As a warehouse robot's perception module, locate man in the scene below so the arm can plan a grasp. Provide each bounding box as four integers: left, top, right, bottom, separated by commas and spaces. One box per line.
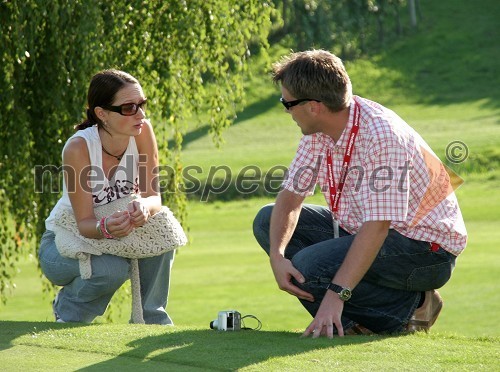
253, 50, 467, 338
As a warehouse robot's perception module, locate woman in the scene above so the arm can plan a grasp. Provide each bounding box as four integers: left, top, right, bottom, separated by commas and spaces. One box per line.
39, 70, 175, 324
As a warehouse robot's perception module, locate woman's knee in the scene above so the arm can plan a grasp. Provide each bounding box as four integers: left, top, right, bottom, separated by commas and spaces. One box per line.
38, 231, 81, 286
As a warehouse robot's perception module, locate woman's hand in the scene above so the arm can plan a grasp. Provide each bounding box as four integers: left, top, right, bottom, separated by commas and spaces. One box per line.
127, 199, 150, 227
104, 210, 135, 238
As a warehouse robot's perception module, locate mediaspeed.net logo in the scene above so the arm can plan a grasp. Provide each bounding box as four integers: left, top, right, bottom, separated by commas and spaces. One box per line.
410, 141, 467, 227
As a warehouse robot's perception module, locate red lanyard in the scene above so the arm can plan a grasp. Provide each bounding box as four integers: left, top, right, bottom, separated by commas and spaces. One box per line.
326, 102, 361, 215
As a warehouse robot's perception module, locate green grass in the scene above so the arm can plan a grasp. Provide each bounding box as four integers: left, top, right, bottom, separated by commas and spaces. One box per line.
1, 184, 499, 335
1, 183, 498, 369
1, 322, 498, 371
1, 0, 500, 369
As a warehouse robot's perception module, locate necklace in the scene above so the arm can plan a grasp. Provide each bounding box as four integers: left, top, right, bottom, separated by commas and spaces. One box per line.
102, 145, 126, 161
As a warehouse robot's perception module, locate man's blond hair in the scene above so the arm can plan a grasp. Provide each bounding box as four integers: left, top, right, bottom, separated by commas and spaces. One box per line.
272, 49, 352, 112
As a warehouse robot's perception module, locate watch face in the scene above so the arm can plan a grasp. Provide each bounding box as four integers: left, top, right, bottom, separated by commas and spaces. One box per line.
327, 283, 351, 301
339, 288, 352, 301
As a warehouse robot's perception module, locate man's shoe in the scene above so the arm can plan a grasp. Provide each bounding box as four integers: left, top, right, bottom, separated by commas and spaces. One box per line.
345, 323, 374, 335
406, 290, 443, 333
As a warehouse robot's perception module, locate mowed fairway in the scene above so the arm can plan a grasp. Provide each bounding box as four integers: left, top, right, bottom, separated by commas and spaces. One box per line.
1, 0, 499, 370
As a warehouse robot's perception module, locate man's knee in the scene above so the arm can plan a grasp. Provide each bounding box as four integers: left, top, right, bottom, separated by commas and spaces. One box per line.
291, 248, 332, 282
291, 251, 311, 280
253, 203, 274, 233
253, 203, 274, 255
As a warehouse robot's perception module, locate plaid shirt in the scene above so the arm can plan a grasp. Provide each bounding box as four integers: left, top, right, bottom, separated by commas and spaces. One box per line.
282, 96, 467, 255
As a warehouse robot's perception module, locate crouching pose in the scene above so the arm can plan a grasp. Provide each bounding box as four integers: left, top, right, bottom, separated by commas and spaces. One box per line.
253, 50, 467, 337
39, 70, 175, 324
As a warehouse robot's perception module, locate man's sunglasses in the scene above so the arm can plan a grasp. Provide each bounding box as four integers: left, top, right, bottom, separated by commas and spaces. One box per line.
103, 100, 147, 116
280, 97, 321, 110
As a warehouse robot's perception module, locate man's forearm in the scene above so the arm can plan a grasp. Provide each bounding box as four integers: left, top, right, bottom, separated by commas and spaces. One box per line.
332, 220, 390, 289
269, 190, 305, 260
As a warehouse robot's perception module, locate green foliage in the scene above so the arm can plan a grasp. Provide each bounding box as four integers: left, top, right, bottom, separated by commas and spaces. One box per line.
0, 0, 273, 303
271, 0, 409, 58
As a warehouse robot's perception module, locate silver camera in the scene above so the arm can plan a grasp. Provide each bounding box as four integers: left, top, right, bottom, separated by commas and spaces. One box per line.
210, 310, 241, 331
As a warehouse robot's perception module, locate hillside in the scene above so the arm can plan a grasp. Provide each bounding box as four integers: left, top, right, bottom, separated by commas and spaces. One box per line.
179, 0, 499, 189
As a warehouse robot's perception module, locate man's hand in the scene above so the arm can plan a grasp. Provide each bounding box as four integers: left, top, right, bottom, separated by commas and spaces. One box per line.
270, 255, 314, 302
302, 290, 345, 338
301, 221, 391, 339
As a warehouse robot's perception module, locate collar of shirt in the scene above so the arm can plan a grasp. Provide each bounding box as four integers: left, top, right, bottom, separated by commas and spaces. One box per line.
314, 96, 360, 153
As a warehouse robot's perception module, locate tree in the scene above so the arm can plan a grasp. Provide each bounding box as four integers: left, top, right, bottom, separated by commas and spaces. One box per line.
270, 0, 408, 58
0, 0, 273, 305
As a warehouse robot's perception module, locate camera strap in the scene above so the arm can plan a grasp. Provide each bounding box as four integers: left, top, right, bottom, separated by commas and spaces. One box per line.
241, 314, 262, 331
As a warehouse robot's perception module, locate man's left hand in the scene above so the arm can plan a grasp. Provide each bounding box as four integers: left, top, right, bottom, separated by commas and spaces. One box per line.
302, 290, 345, 338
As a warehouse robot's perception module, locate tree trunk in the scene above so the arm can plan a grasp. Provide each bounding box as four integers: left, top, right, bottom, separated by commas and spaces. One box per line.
409, 0, 417, 28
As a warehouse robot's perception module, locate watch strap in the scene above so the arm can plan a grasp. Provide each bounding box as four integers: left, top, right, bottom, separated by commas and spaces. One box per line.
326, 283, 343, 294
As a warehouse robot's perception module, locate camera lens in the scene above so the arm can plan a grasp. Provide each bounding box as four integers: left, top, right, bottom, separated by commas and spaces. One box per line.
209, 320, 218, 330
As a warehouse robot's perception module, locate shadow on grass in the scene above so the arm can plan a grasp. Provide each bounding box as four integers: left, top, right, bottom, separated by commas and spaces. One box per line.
0, 321, 386, 370
0, 320, 86, 351
168, 92, 279, 150
80, 329, 384, 371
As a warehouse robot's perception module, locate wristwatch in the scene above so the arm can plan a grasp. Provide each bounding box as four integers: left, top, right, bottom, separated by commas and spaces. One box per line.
326, 283, 352, 301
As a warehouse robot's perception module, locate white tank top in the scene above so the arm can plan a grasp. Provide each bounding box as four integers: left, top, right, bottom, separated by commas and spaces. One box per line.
45, 125, 139, 230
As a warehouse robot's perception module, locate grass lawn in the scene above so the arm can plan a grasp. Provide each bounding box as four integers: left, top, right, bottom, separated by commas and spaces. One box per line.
1, 0, 499, 369
1, 150, 498, 371
1, 322, 498, 371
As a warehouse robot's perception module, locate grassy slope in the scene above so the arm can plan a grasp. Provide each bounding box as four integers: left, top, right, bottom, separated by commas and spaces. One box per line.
179, 0, 500, 176
1, 0, 500, 370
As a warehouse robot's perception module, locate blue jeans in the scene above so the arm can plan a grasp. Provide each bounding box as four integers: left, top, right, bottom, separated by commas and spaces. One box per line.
39, 230, 175, 324
253, 203, 456, 334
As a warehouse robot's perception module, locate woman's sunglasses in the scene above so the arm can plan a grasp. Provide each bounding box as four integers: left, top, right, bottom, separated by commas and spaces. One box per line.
103, 99, 147, 116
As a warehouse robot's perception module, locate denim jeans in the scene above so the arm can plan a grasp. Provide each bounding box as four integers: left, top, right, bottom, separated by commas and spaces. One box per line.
253, 203, 456, 334
39, 230, 175, 324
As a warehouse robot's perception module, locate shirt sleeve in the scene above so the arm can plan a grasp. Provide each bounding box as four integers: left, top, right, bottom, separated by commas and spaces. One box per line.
281, 136, 322, 196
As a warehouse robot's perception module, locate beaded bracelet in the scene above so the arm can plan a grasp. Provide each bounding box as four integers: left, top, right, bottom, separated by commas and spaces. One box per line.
100, 216, 114, 239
